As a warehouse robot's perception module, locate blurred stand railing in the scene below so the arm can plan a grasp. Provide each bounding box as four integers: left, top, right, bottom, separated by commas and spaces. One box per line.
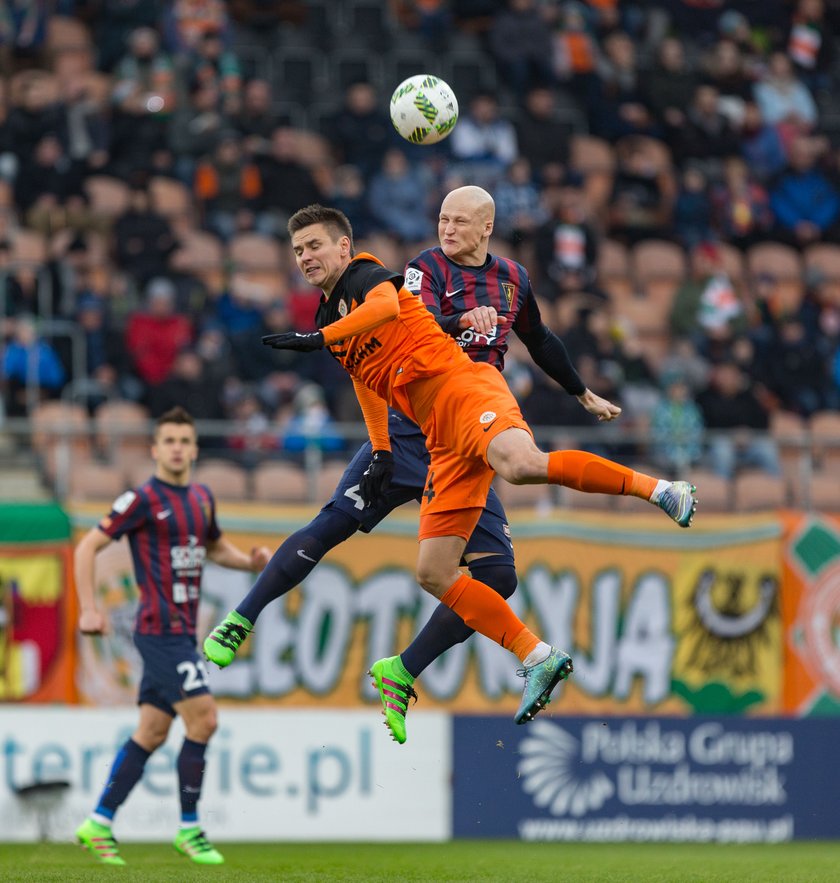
0, 416, 830, 513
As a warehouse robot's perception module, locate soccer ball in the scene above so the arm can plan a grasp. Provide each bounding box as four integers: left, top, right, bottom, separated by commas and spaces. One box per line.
389, 74, 459, 145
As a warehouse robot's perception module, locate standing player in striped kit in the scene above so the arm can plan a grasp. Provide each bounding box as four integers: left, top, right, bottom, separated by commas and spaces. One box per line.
205, 190, 696, 744
74, 407, 271, 866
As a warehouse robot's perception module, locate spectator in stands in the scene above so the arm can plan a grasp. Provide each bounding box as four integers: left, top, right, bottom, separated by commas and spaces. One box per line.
659, 337, 710, 395
76, 293, 122, 377
704, 38, 754, 127
391, 0, 452, 51
194, 131, 262, 241
329, 163, 380, 239
586, 30, 657, 141
234, 79, 285, 147
493, 157, 546, 245
769, 135, 840, 247
146, 347, 224, 419
224, 385, 278, 464
110, 27, 174, 177
185, 25, 242, 117
671, 242, 745, 346
114, 180, 176, 286
786, 0, 834, 95
668, 84, 740, 172
673, 164, 714, 250
488, 0, 554, 98
762, 315, 832, 416
368, 148, 434, 244
323, 82, 394, 182
754, 50, 818, 132
711, 155, 773, 250
169, 80, 227, 183
649, 371, 705, 474
56, 76, 110, 175
91, 0, 163, 73
640, 35, 699, 133
607, 135, 674, 246
1, 314, 66, 416
513, 86, 571, 182
13, 132, 86, 234
162, 0, 232, 54
450, 92, 518, 189
551, 1, 598, 91
280, 382, 345, 460
124, 276, 193, 390
5, 71, 63, 163
256, 127, 322, 235
534, 173, 599, 301
0, 0, 49, 74
696, 360, 781, 479
0, 238, 26, 321
738, 101, 787, 183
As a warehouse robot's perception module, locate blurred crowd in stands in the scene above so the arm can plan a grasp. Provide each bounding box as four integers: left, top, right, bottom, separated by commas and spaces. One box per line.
1, 0, 840, 488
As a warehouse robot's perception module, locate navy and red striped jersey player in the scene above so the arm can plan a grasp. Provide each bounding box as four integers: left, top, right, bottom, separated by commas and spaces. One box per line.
73, 407, 270, 867
204, 188, 619, 743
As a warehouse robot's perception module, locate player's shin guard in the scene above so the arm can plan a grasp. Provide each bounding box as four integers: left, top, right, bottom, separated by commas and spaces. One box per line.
547, 450, 657, 499
439, 573, 538, 662
236, 507, 359, 623
401, 558, 517, 678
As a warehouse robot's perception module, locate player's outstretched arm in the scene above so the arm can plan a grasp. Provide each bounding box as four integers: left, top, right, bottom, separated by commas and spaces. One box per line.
74, 527, 113, 634
207, 537, 272, 572
576, 388, 622, 422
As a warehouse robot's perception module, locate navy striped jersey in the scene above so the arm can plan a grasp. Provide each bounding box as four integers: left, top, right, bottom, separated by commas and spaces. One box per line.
99, 476, 221, 636
404, 246, 544, 370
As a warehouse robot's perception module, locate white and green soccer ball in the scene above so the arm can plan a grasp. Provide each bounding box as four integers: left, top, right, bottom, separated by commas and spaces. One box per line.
389, 74, 459, 145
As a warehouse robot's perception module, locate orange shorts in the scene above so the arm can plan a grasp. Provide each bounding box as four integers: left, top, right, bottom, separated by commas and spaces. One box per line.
395, 361, 532, 541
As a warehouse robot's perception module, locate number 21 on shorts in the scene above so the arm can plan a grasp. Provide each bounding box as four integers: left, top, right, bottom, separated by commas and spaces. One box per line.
177, 659, 209, 693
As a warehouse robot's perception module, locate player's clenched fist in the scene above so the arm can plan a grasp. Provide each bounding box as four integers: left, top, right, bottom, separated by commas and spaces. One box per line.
79, 608, 107, 635
359, 450, 394, 506
262, 331, 325, 351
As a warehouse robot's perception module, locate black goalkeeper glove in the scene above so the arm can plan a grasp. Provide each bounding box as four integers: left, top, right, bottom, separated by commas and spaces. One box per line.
262, 331, 325, 352
359, 450, 394, 507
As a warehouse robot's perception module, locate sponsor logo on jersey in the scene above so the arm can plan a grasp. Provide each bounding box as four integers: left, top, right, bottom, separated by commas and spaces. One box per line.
345, 337, 383, 370
445, 288, 462, 298
404, 267, 424, 292
171, 535, 206, 575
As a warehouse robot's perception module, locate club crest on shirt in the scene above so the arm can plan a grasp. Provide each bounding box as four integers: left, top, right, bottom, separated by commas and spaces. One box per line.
479, 411, 497, 424
502, 282, 515, 308
338, 299, 348, 317
404, 267, 423, 293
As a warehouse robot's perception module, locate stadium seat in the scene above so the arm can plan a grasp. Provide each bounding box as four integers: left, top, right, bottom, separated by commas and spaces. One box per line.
332, 51, 382, 91
30, 401, 92, 482
688, 469, 731, 513
810, 410, 840, 473
746, 241, 804, 314
493, 479, 554, 512
11, 229, 47, 268
84, 176, 131, 223
804, 242, 840, 281
228, 232, 283, 271
68, 462, 127, 501
389, 50, 438, 92
169, 230, 225, 294
344, 1, 393, 45
807, 469, 840, 512
316, 460, 353, 503
46, 16, 91, 52
252, 461, 310, 503
274, 49, 322, 104
733, 470, 787, 512
93, 400, 150, 462
569, 135, 616, 176
149, 177, 192, 227
631, 239, 686, 299
193, 460, 250, 501
717, 242, 745, 288
449, 55, 497, 100
769, 411, 809, 506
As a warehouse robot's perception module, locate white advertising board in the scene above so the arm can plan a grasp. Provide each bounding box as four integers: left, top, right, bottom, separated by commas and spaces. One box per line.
0, 707, 451, 841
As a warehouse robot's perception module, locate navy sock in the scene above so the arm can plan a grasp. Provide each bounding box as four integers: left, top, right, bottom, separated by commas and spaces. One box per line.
178, 738, 208, 824
94, 738, 151, 820
401, 559, 518, 678
237, 508, 359, 623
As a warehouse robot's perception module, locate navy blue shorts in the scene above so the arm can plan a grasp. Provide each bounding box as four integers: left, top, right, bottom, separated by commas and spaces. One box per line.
325, 410, 514, 564
134, 633, 210, 717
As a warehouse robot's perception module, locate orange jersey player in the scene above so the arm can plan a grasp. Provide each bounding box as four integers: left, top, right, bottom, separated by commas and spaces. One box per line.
264, 203, 697, 729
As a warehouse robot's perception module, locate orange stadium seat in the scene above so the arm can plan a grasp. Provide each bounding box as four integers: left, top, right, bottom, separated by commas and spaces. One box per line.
93, 400, 150, 462
804, 243, 840, 281
596, 239, 632, 300
689, 469, 731, 513
252, 461, 310, 503
746, 241, 804, 314
228, 233, 283, 271
807, 469, 840, 512
68, 462, 128, 501
193, 459, 250, 500
170, 230, 225, 294
810, 410, 840, 473
770, 410, 809, 506
30, 401, 92, 481
734, 470, 787, 512
85, 176, 131, 223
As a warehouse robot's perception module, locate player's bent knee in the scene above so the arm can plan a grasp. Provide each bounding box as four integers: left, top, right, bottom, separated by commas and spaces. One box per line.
469, 559, 517, 600
188, 709, 218, 742
414, 564, 449, 599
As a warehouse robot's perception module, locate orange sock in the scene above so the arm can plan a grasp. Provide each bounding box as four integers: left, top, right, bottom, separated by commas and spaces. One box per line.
440, 573, 539, 662
547, 450, 657, 500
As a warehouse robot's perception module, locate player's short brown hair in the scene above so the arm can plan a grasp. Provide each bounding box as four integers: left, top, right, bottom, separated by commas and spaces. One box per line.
287, 204, 354, 251
155, 406, 195, 431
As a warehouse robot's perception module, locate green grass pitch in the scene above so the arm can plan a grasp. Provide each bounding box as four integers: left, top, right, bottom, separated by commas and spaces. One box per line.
2, 842, 840, 882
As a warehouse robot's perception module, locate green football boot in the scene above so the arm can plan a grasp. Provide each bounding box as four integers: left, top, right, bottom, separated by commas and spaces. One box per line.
75, 818, 126, 866
173, 826, 224, 865
514, 647, 574, 725
656, 481, 697, 528
368, 655, 418, 745
203, 610, 253, 667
